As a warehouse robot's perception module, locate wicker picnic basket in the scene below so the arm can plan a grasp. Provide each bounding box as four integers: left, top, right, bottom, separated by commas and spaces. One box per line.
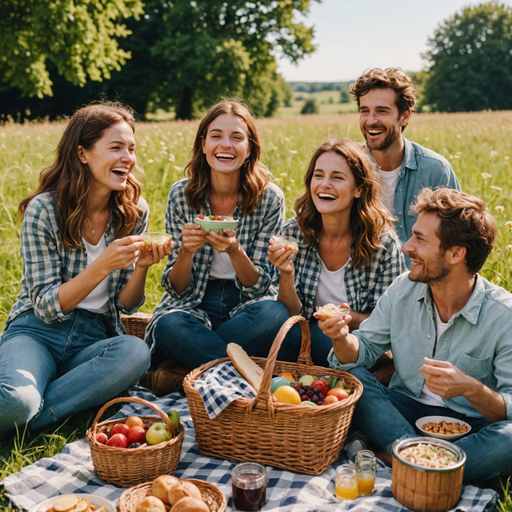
121, 312, 152, 339
85, 397, 185, 487
183, 315, 363, 475
118, 479, 227, 512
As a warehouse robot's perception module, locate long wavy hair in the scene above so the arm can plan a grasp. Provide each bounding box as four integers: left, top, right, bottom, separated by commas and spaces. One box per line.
295, 139, 394, 267
184, 99, 271, 215
19, 102, 143, 249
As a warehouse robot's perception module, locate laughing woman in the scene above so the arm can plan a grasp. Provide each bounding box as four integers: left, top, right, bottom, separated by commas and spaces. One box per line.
269, 139, 405, 367
0, 103, 169, 431
146, 99, 289, 395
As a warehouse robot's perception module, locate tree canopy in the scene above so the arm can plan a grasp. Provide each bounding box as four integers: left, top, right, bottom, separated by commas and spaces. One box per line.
0, 0, 144, 98
0, 0, 317, 120
422, 1, 512, 112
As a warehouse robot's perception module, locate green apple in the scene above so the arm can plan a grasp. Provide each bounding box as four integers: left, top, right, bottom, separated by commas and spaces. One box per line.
298, 375, 316, 386
145, 422, 171, 445
166, 409, 180, 431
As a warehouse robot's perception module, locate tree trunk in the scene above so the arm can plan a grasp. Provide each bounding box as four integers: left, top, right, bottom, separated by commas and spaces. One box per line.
175, 87, 193, 120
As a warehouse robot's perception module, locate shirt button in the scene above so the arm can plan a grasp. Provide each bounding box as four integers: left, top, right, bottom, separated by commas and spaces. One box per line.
427, 335, 431, 339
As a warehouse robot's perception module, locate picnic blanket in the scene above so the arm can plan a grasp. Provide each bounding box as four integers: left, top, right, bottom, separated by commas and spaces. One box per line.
2, 386, 498, 512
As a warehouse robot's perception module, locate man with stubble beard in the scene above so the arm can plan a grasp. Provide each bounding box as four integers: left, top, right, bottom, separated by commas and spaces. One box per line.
350, 68, 460, 262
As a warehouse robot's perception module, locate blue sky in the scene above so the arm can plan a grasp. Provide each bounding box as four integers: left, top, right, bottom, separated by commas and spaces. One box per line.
277, 0, 512, 82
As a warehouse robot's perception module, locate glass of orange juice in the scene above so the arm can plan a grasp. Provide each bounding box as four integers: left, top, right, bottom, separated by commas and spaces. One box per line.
356, 450, 376, 496
335, 464, 358, 501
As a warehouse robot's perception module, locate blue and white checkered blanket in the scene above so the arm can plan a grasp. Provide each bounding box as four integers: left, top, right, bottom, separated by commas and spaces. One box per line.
191, 361, 257, 418
2, 386, 498, 512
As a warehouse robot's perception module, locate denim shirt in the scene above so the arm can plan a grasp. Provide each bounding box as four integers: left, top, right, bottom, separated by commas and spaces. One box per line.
329, 273, 512, 420
5, 192, 149, 336
370, 137, 461, 262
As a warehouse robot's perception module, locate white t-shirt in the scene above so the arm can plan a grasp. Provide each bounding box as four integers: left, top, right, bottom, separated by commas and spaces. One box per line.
314, 256, 349, 309
414, 304, 450, 408
377, 165, 401, 215
209, 250, 236, 280
77, 235, 110, 314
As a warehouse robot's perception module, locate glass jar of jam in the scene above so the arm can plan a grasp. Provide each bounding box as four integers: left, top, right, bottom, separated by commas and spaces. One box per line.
232, 462, 267, 511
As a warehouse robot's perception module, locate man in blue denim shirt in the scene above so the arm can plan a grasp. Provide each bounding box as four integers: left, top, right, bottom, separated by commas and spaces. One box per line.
350, 68, 461, 255
326, 188, 512, 482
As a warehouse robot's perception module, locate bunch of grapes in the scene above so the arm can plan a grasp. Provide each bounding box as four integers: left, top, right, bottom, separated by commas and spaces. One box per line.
292, 382, 325, 406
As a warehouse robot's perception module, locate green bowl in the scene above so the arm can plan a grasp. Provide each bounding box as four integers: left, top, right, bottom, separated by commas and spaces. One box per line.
194, 216, 239, 234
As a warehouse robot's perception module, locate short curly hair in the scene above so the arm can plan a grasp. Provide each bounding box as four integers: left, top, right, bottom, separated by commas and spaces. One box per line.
410, 188, 497, 274
350, 68, 417, 117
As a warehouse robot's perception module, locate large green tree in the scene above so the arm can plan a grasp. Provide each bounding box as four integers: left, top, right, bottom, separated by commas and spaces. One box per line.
0, 0, 144, 98
422, 1, 512, 112
146, 0, 318, 119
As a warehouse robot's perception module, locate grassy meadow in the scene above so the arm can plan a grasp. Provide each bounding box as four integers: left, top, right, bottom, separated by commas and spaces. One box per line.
1, 111, 512, 509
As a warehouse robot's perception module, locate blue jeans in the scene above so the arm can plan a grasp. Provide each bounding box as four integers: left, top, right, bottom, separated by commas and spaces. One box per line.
278, 319, 332, 366
349, 367, 512, 481
0, 309, 150, 431
154, 279, 290, 368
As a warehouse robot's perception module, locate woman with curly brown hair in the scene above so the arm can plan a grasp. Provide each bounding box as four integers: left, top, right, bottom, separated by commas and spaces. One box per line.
146, 99, 288, 395
0, 102, 169, 431
269, 139, 406, 367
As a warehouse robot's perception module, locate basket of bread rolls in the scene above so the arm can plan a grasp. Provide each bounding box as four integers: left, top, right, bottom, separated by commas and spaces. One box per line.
118, 475, 227, 512
182, 315, 363, 475
85, 397, 185, 487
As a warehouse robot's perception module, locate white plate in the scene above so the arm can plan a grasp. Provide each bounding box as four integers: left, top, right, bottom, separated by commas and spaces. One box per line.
416, 415, 472, 441
29, 494, 116, 512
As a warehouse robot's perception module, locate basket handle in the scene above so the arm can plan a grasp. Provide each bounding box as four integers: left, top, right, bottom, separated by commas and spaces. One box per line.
248, 315, 312, 415
89, 396, 176, 438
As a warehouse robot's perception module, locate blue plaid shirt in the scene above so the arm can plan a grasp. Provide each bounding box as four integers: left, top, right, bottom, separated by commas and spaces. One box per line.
279, 217, 406, 321
5, 192, 149, 335
145, 179, 285, 351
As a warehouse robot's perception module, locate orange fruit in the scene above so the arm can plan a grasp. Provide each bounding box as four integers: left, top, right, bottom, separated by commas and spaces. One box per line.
327, 388, 349, 401
281, 372, 295, 382
324, 395, 339, 405
125, 416, 144, 429
273, 385, 301, 405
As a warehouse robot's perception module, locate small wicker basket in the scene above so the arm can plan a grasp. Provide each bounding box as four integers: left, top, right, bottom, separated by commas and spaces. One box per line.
183, 315, 363, 475
121, 312, 152, 339
86, 397, 184, 487
118, 479, 227, 512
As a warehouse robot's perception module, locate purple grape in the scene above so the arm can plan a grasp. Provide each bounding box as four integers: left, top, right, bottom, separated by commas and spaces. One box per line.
298, 389, 305, 396
128, 442, 141, 449
306, 390, 314, 397
311, 395, 319, 403
318, 393, 325, 400
301, 394, 309, 401
318, 400, 325, 406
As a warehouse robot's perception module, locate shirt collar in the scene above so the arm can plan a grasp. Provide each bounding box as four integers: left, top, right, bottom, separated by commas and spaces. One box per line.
417, 274, 485, 325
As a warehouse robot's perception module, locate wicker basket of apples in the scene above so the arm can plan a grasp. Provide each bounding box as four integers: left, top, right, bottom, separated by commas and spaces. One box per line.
86, 397, 185, 487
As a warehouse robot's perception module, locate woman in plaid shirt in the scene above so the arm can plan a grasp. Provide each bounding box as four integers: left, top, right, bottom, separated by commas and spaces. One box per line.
0, 103, 169, 431
146, 100, 288, 394
269, 139, 406, 367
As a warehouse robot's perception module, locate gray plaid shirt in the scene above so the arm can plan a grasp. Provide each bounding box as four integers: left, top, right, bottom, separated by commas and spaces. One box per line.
5, 192, 149, 335
145, 179, 285, 351
279, 217, 406, 320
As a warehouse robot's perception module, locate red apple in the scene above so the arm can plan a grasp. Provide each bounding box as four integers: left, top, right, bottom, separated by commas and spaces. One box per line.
96, 432, 108, 444
111, 423, 130, 437
128, 426, 147, 445
106, 433, 128, 448
145, 422, 171, 445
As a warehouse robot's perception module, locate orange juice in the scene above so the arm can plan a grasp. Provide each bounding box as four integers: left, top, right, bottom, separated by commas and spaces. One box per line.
357, 476, 375, 496
335, 482, 358, 500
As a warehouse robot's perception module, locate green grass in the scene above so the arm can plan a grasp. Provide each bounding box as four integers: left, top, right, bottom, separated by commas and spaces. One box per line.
278, 90, 358, 116
1, 111, 512, 510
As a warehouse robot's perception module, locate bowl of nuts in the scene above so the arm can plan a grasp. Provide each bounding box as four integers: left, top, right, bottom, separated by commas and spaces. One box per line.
416, 415, 472, 441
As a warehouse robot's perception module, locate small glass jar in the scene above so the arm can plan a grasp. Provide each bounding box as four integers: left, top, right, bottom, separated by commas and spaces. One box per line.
232, 462, 267, 511
355, 450, 377, 496
335, 463, 358, 501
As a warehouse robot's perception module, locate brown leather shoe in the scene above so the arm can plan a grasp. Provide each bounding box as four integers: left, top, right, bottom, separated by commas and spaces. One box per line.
152, 359, 192, 396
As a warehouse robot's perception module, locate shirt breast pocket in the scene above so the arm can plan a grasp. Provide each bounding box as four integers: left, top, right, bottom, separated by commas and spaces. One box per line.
456, 352, 492, 382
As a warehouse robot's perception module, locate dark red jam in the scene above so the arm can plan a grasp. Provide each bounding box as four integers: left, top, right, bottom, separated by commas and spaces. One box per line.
232, 478, 266, 511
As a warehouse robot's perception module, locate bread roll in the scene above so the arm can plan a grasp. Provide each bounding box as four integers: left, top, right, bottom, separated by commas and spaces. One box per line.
152, 475, 180, 504
134, 497, 166, 512
168, 481, 202, 506
227, 343, 264, 391
171, 497, 209, 512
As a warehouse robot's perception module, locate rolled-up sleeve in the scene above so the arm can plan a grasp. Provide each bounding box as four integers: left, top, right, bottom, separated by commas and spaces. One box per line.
21, 199, 70, 323
235, 187, 285, 298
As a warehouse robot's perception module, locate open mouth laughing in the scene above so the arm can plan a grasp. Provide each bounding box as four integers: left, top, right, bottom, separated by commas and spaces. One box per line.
111, 168, 129, 179
318, 193, 337, 202
215, 153, 236, 162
